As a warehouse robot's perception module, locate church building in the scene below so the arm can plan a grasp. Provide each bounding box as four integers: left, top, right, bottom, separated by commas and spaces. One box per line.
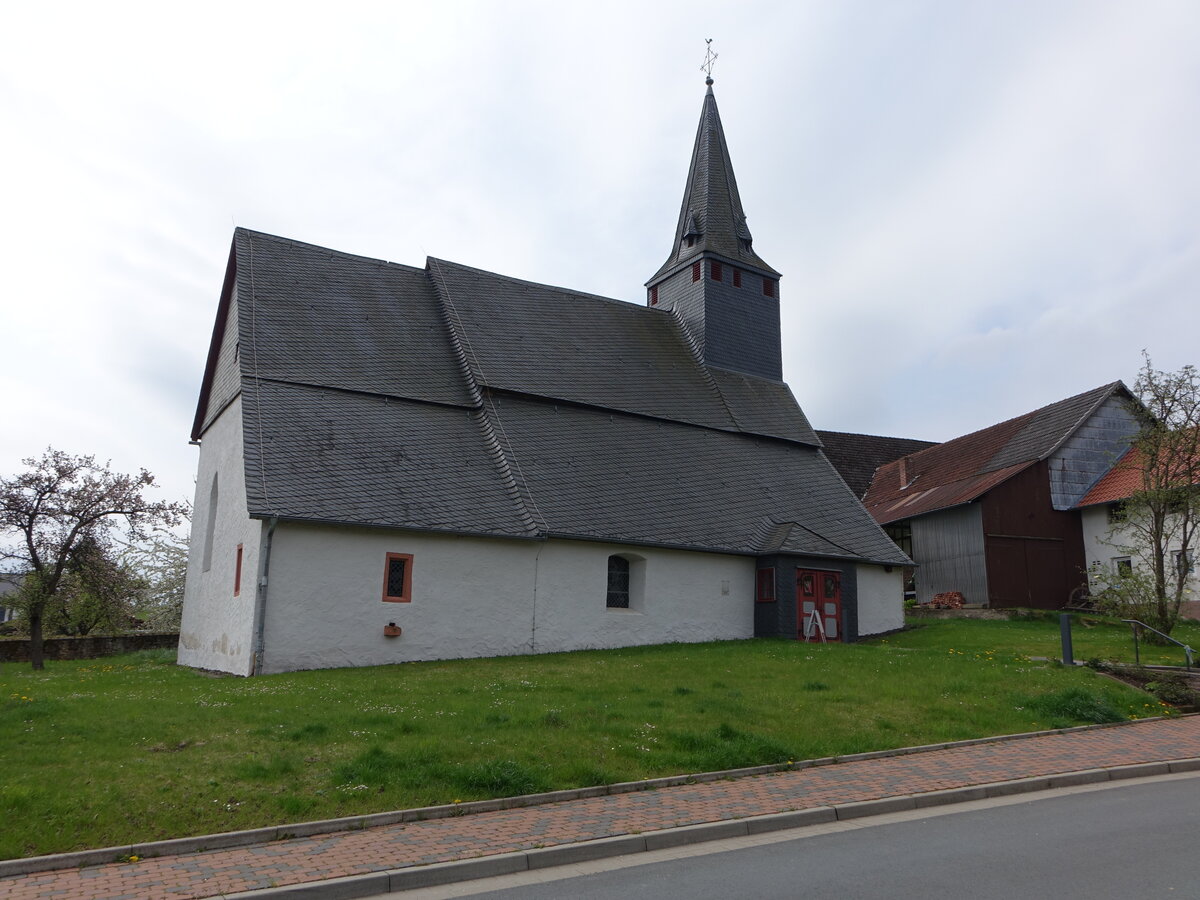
178, 77, 910, 675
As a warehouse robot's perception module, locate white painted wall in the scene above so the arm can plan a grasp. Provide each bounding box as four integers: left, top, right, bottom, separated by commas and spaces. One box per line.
255, 523, 757, 673
1081, 505, 1117, 574
855, 564, 905, 636
1082, 503, 1198, 592
178, 396, 261, 675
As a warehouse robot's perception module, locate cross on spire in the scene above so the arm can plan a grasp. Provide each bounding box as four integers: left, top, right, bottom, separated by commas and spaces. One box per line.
701, 39, 718, 85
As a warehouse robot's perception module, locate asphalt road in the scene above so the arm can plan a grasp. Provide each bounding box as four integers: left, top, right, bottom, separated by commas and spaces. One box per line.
432, 777, 1200, 899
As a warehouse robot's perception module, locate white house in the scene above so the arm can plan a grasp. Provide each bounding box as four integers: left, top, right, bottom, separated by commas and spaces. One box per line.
178, 78, 910, 675
1077, 445, 1197, 597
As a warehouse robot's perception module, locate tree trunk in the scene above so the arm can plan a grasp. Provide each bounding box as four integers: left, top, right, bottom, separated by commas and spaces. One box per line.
29, 608, 45, 671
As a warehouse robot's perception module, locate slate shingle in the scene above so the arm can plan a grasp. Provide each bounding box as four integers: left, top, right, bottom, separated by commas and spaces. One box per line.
234, 231, 474, 408
485, 393, 907, 563
242, 380, 532, 536
198, 228, 905, 564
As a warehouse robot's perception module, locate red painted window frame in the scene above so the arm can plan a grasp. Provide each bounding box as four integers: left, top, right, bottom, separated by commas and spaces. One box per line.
692, 261, 701, 282
732, 269, 742, 288
756, 568, 776, 603
710, 261, 723, 282
382, 553, 414, 603
234, 544, 243, 597
649, 285, 658, 306
763, 278, 776, 298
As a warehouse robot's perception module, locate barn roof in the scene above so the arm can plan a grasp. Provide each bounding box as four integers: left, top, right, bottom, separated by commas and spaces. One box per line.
816, 431, 938, 499
863, 382, 1128, 525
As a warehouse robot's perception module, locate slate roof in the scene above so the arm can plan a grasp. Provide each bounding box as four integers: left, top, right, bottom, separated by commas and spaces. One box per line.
863, 382, 1126, 525
649, 84, 779, 284
196, 228, 907, 565
816, 431, 937, 499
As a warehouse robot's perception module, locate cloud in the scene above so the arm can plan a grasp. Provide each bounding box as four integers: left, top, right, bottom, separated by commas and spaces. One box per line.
0, 0, 1197, 513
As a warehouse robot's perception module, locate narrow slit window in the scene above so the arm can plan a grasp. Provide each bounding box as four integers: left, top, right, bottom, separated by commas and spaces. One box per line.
234, 544, 243, 597
649, 285, 658, 306
732, 269, 741, 288
383, 553, 414, 602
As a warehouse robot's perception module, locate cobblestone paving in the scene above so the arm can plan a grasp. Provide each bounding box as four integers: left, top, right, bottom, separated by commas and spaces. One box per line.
4, 717, 1200, 900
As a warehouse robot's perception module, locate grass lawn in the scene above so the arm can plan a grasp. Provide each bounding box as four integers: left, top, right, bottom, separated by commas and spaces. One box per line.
0, 616, 1179, 860
899, 612, 1200, 666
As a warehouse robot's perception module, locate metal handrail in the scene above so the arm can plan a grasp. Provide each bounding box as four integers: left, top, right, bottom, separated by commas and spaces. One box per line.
1122, 619, 1195, 669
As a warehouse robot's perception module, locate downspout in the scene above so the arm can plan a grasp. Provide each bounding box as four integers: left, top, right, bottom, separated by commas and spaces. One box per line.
251, 517, 278, 676
530, 542, 544, 654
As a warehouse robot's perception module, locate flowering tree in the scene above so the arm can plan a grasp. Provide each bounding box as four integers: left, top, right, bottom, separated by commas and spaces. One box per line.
122, 525, 190, 631
0, 450, 186, 669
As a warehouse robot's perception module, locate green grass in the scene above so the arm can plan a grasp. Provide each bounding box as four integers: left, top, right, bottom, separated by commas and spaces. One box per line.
0, 627, 1171, 860
897, 612, 1200, 666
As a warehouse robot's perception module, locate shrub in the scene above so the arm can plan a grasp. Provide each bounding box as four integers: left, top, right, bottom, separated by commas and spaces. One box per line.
1026, 688, 1124, 725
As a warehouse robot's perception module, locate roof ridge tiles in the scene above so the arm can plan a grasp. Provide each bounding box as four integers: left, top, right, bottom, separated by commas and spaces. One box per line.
249, 376, 477, 411
484, 384, 812, 445
233, 226, 427, 274
910, 381, 1125, 463
665, 308, 746, 432
816, 428, 936, 443
426, 256, 643, 309
427, 258, 545, 537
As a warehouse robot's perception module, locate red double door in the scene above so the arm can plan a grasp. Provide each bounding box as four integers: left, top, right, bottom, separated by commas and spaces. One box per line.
797, 569, 842, 642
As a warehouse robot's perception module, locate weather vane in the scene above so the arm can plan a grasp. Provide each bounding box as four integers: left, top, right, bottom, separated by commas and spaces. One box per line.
701, 38, 718, 84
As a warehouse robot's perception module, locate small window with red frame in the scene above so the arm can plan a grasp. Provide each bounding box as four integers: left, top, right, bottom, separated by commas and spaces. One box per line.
710, 261, 723, 282
383, 553, 414, 602
692, 261, 701, 282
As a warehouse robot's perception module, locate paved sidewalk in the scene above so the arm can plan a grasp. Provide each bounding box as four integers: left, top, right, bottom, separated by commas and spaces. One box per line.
4, 716, 1200, 900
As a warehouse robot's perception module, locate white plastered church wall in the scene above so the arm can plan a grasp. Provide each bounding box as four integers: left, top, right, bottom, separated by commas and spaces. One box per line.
854, 564, 905, 636
255, 523, 756, 674
177, 395, 261, 675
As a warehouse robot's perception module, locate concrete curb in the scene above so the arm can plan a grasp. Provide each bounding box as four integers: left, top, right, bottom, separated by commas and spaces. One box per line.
0, 714, 1187, 881
220, 757, 1200, 900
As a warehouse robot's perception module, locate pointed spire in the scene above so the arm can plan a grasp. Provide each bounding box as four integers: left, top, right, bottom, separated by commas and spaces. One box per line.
649, 81, 779, 284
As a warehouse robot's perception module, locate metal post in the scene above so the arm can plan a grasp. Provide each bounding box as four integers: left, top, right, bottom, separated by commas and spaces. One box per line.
1059, 613, 1074, 666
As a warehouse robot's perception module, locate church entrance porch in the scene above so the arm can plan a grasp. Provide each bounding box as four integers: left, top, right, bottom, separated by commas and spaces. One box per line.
797, 568, 842, 642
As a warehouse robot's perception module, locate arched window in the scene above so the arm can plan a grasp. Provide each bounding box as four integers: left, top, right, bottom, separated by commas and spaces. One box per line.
606, 555, 630, 608
202, 473, 218, 572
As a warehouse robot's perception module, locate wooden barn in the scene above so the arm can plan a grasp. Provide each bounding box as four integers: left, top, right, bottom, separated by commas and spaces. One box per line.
859, 383, 1137, 609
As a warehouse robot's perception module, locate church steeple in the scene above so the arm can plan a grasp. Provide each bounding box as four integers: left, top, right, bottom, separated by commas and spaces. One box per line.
649, 81, 779, 283
646, 73, 783, 382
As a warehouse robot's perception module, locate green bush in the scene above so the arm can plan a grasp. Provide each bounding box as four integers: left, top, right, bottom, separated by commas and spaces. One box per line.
1026, 687, 1124, 725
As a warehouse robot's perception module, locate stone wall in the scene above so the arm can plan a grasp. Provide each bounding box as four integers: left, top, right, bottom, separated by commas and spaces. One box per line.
0, 632, 179, 662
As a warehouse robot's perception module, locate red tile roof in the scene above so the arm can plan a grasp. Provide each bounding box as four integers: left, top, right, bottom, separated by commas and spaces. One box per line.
1076, 446, 1143, 507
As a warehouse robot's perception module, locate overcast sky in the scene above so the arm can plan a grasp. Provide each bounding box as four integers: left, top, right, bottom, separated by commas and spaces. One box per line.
2, 0, 1197, 516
